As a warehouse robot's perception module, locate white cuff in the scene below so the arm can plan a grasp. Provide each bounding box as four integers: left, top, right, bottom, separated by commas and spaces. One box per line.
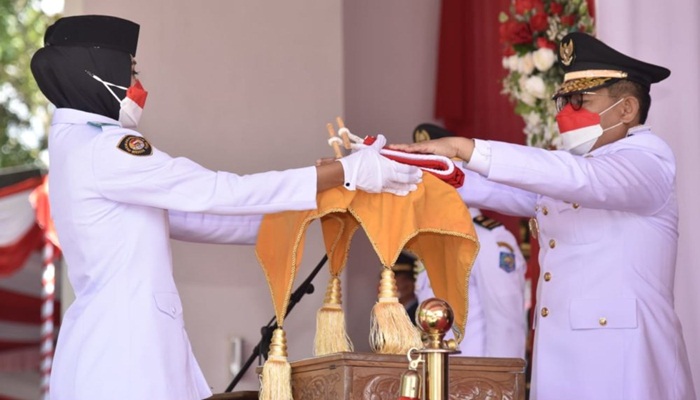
462, 139, 492, 176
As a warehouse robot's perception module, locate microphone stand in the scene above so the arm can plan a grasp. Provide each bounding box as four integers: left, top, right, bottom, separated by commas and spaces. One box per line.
224, 254, 328, 393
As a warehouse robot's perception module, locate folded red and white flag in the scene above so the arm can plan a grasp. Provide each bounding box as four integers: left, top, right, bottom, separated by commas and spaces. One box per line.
362, 136, 464, 188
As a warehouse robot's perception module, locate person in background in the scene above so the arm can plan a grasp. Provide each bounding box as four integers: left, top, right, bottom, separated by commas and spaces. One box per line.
30, 15, 421, 400
392, 251, 420, 324
412, 123, 527, 359
393, 33, 695, 399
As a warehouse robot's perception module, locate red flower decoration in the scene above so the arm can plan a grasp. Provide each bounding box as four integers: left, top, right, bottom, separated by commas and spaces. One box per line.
561, 14, 576, 26
536, 37, 556, 50
515, 0, 545, 15
500, 20, 533, 45
549, 2, 563, 15
499, 0, 595, 149
529, 12, 548, 32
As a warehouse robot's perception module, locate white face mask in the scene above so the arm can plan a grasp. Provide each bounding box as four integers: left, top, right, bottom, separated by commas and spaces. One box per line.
86, 71, 148, 129
556, 98, 625, 155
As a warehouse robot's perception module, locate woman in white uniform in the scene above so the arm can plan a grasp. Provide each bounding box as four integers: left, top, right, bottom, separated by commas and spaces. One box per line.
30, 15, 421, 400
394, 33, 695, 400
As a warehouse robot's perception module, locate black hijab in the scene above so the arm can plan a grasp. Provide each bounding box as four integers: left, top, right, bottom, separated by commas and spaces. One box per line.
30, 15, 139, 120
31, 46, 131, 120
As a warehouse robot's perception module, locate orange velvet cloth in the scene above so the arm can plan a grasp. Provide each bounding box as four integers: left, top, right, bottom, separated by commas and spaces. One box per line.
255, 173, 479, 341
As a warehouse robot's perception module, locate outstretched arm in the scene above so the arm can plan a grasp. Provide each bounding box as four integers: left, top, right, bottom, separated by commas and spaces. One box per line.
389, 137, 476, 161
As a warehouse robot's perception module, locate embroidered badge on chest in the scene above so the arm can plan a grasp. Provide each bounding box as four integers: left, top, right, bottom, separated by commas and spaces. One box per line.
117, 135, 152, 156
499, 251, 516, 273
497, 241, 516, 273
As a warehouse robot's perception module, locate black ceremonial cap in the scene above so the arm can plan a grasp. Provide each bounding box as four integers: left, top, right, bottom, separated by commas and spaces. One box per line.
393, 251, 417, 273
44, 15, 140, 56
413, 123, 455, 143
554, 32, 670, 98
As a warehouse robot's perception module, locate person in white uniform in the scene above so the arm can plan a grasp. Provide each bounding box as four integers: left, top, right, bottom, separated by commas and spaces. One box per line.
415, 208, 527, 358
29, 15, 422, 400
393, 32, 695, 400
412, 123, 527, 358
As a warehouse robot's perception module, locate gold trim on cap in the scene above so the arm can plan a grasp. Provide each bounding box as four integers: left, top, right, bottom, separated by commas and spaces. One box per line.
564, 70, 628, 82
553, 77, 614, 98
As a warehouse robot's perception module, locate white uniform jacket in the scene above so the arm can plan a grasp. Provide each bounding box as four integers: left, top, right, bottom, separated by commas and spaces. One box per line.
415, 209, 527, 358
48, 109, 318, 400
457, 126, 695, 400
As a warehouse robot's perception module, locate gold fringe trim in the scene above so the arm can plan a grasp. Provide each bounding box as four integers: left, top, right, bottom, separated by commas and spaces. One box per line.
369, 268, 422, 354
314, 276, 354, 356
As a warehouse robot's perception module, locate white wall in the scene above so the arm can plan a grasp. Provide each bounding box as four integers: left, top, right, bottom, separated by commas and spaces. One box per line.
597, 0, 700, 395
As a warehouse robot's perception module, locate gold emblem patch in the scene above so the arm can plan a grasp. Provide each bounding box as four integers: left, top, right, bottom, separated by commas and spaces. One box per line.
117, 135, 152, 156
414, 129, 430, 143
560, 38, 574, 66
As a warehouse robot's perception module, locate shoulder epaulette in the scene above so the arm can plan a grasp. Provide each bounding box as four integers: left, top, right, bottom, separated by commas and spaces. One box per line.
87, 121, 120, 128
472, 214, 503, 230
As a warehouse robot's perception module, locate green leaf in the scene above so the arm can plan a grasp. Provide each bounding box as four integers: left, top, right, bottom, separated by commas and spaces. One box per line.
0, 0, 57, 168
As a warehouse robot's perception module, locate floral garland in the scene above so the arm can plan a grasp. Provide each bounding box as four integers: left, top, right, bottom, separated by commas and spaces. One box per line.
499, 0, 594, 149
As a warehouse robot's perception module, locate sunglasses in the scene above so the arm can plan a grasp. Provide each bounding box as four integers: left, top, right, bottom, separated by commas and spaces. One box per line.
555, 91, 615, 112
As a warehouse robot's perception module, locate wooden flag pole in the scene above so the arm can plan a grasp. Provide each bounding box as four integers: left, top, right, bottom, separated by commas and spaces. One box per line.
326, 123, 343, 159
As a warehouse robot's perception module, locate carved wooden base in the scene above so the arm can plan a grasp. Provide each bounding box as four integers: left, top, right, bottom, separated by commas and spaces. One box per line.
289, 352, 525, 400
205, 390, 258, 399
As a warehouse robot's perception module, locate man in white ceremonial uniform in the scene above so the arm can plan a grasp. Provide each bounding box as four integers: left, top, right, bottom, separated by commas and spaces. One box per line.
393, 32, 695, 400
30, 15, 422, 400
415, 208, 527, 358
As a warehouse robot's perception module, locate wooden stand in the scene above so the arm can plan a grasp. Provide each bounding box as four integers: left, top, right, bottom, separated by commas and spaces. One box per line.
289, 352, 525, 399
209, 352, 525, 399
206, 391, 258, 400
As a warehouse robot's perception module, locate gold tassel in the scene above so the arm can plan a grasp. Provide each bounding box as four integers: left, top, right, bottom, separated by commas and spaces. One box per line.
314, 276, 354, 356
370, 267, 422, 354
259, 328, 292, 400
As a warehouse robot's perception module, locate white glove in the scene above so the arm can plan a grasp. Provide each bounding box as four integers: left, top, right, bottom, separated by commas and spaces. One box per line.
338, 134, 422, 196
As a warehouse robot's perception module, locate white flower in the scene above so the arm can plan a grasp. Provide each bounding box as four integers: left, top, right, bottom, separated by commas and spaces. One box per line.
517, 53, 535, 75
524, 111, 542, 127
520, 92, 537, 107
524, 76, 547, 99
506, 55, 519, 71
533, 48, 556, 72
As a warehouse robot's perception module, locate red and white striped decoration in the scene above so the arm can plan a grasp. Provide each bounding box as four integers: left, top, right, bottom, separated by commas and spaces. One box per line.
40, 242, 57, 400
0, 172, 61, 399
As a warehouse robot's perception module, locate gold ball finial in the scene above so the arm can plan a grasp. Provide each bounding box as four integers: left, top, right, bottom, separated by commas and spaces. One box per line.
416, 298, 454, 349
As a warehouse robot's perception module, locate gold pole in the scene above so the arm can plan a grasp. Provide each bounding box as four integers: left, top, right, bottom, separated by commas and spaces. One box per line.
424, 351, 449, 399
415, 298, 457, 400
